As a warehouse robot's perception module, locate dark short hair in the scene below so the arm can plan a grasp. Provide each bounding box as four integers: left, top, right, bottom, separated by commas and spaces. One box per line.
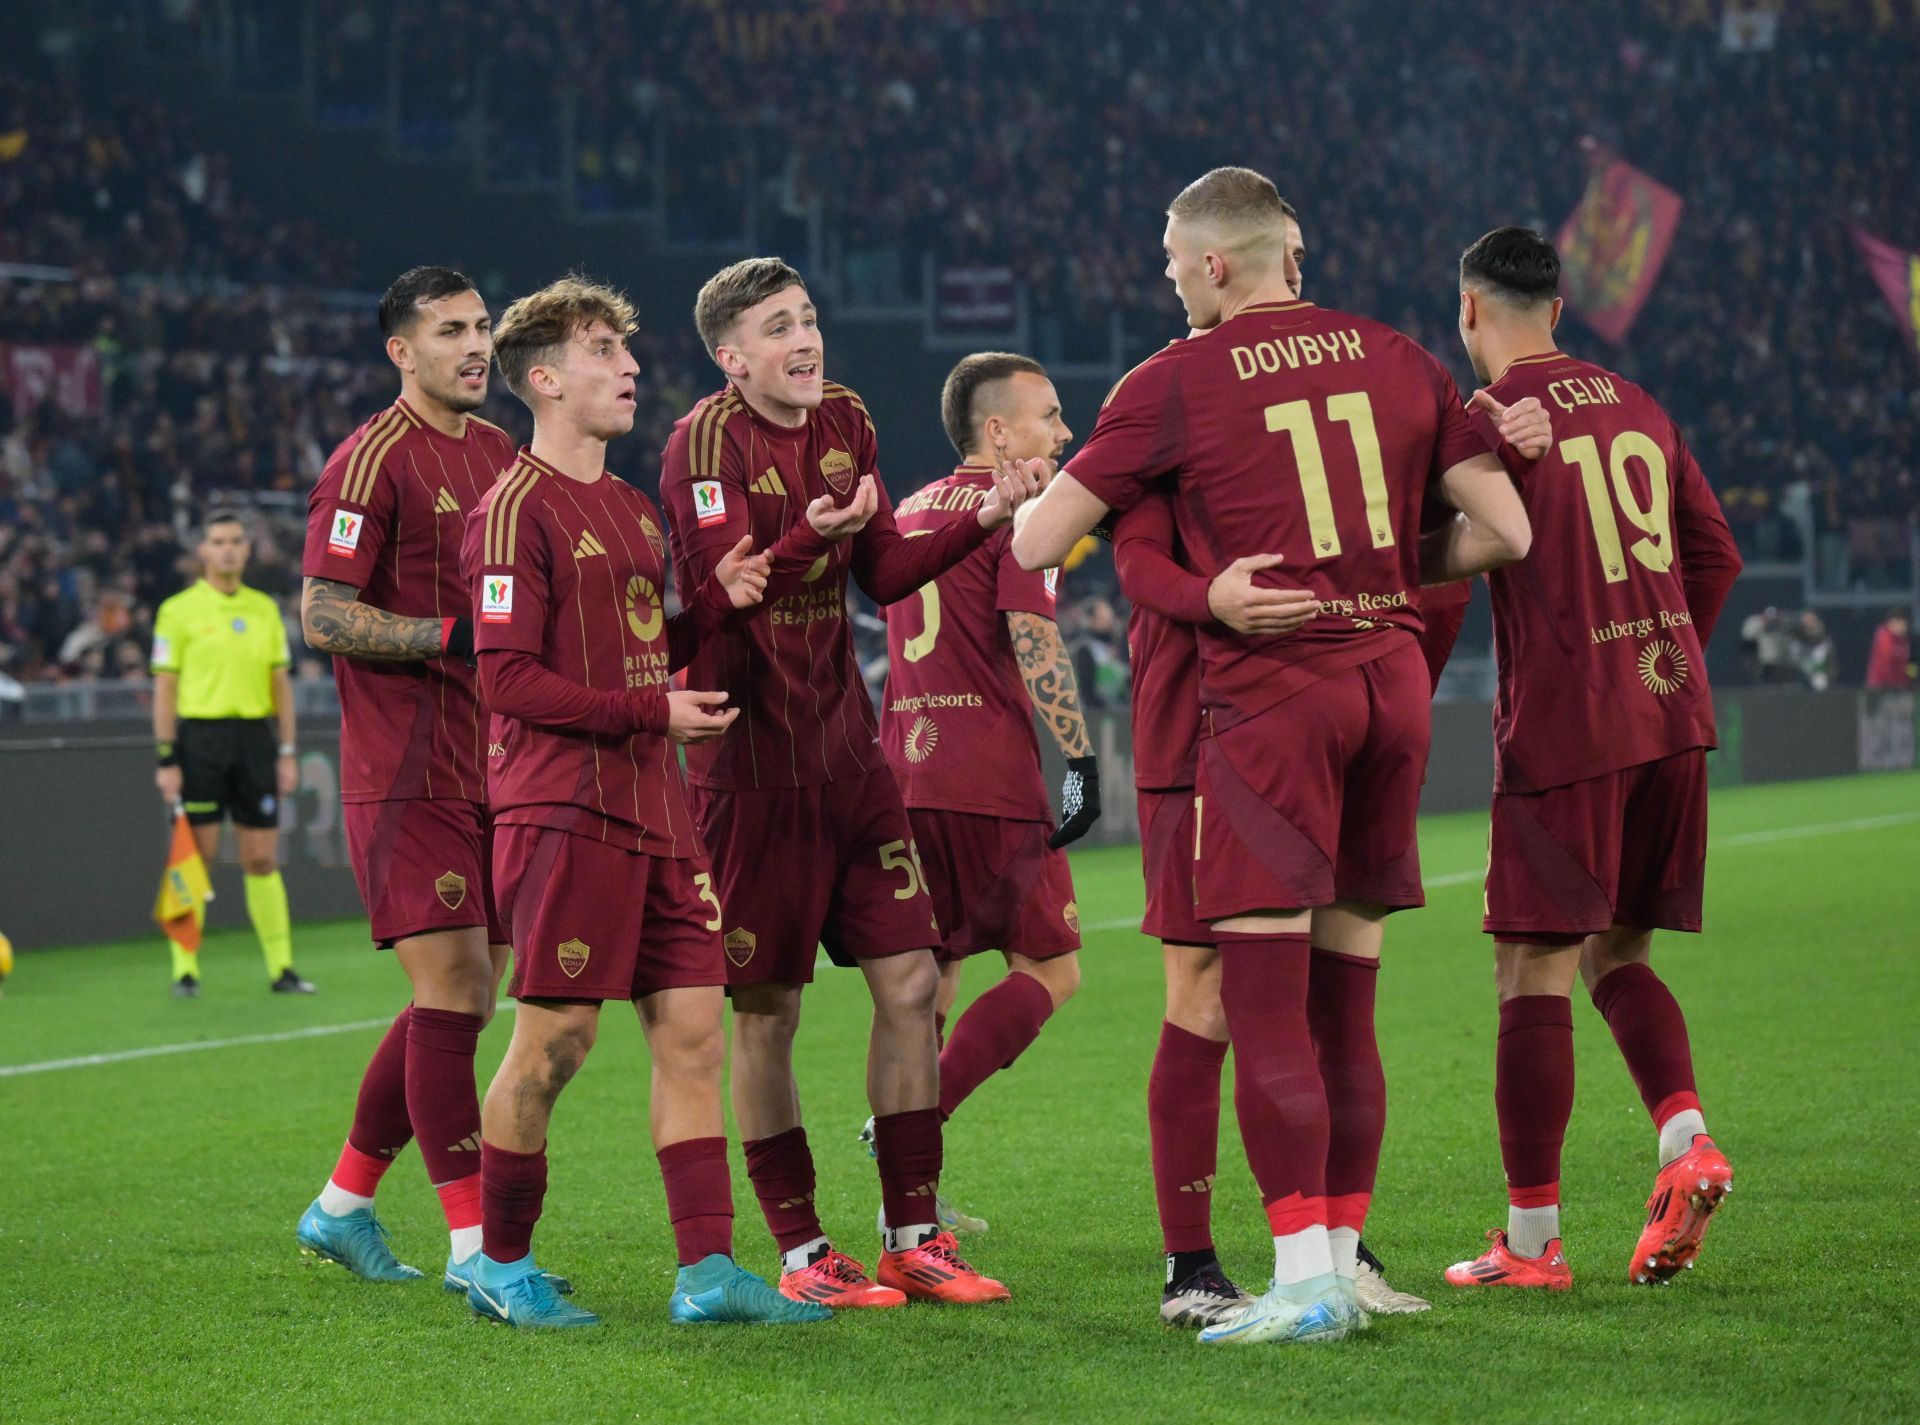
378, 265, 477, 337
693, 257, 807, 356
1460, 227, 1560, 306
199, 508, 247, 539
941, 352, 1048, 459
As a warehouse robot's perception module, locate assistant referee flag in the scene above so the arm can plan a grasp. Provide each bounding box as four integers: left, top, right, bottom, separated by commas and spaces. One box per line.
154, 809, 214, 958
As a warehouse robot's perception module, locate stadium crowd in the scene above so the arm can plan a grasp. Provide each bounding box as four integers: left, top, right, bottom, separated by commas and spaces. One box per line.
5, 0, 1918, 688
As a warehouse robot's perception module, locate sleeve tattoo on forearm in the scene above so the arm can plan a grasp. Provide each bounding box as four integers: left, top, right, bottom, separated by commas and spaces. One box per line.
303, 579, 444, 661
1009, 611, 1092, 757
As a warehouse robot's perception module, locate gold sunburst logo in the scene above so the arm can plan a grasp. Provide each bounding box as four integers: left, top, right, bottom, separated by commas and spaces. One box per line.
625, 574, 662, 641
904, 715, 939, 763
1638, 638, 1689, 695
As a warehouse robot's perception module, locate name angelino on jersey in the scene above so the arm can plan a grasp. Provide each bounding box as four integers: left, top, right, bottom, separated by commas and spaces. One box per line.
1591, 608, 1693, 644
1232, 329, 1366, 379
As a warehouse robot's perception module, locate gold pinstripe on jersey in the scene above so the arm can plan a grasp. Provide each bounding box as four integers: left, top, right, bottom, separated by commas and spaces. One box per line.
485, 459, 541, 566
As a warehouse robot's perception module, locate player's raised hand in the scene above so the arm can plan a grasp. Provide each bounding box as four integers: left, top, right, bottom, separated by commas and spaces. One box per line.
1207, 554, 1320, 636
665, 689, 739, 744
1470, 389, 1553, 460
807, 474, 879, 543
979, 448, 1045, 530
715, 535, 771, 608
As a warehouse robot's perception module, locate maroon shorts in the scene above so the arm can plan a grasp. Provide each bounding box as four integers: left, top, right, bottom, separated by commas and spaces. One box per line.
1194, 641, 1429, 920
492, 824, 726, 1002
907, 808, 1079, 963
691, 767, 939, 986
344, 797, 504, 948
1138, 787, 1213, 947
1484, 748, 1708, 940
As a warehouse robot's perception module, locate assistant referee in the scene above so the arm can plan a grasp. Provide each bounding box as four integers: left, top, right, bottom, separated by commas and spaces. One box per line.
151, 509, 315, 997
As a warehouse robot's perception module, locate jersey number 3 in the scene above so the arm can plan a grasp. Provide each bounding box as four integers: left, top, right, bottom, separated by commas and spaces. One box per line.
1561, 431, 1671, 583
1264, 393, 1392, 559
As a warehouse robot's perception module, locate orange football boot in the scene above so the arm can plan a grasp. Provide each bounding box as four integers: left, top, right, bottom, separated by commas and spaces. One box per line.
1630, 1135, 1733, 1285
1443, 1230, 1573, 1290
778, 1249, 906, 1308
877, 1231, 1011, 1304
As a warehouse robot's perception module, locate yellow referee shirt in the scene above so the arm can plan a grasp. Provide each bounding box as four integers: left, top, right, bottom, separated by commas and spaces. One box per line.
150, 580, 291, 720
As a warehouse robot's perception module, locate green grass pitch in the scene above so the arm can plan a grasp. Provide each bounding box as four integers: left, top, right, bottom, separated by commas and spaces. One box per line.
3, 771, 1916, 1424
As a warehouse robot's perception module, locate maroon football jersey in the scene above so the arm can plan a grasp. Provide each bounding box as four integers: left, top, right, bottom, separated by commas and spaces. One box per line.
1067, 300, 1486, 727
461, 450, 700, 856
1471, 350, 1738, 793
881, 464, 1055, 820
660, 380, 992, 790
303, 398, 516, 803
1110, 489, 1204, 790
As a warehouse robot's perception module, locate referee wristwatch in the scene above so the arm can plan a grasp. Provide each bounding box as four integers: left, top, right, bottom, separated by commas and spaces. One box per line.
278, 742, 298, 758
156, 741, 179, 767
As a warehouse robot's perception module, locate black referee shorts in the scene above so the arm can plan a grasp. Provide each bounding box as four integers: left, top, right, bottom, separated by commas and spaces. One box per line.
179, 718, 281, 829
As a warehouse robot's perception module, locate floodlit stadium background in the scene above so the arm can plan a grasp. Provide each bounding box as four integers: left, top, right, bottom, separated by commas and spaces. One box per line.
2, 3, 1917, 1421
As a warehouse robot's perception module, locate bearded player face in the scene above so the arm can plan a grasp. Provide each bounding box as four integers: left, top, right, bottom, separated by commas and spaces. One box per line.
391, 287, 493, 414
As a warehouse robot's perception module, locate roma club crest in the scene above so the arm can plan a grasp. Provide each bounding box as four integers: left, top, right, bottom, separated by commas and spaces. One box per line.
434, 871, 468, 910
819, 447, 855, 495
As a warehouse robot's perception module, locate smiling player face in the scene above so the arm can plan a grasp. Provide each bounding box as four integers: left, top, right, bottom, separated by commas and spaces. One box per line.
718, 284, 823, 422
393, 288, 493, 414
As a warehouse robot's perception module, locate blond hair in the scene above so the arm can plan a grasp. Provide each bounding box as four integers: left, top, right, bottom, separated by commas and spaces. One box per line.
1167, 166, 1296, 257
693, 256, 807, 356
492, 275, 638, 403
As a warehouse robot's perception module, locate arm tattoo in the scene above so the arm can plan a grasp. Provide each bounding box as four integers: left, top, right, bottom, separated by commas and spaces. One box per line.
302, 578, 445, 661
1008, 611, 1092, 758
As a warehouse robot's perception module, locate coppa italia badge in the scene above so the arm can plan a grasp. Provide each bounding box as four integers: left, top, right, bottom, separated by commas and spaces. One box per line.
693, 480, 727, 528
327, 508, 364, 555
481, 575, 515, 624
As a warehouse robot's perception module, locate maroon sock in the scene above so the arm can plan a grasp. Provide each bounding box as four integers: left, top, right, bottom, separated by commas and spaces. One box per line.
1308, 948, 1383, 1236
1148, 1021, 1229, 1254
934, 1009, 948, 1051
937, 971, 1055, 1120
1590, 962, 1699, 1125
1497, 995, 1575, 1206
345, 1006, 414, 1164
742, 1127, 826, 1253
1218, 934, 1326, 1224
657, 1136, 734, 1266
872, 1107, 943, 1233
480, 1139, 546, 1263
405, 1006, 485, 1190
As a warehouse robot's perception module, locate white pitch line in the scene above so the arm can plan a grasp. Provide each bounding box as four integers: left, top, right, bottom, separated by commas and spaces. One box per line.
0, 1000, 522, 1081
6, 807, 1914, 1079
1715, 809, 1920, 847
0, 1016, 397, 1079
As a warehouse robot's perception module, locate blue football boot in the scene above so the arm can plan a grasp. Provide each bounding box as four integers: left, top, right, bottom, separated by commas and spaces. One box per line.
1197, 1274, 1350, 1346
669, 1254, 833, 1325
296, 1199, 424, 1283
445, 1250, 573, 1297
466, 1252, 600, 1328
